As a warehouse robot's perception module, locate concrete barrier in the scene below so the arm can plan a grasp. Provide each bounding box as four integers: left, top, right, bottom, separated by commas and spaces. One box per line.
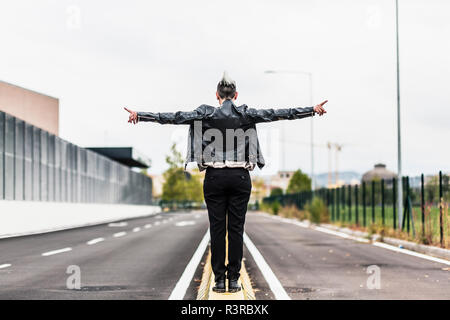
0, 200, 161, 239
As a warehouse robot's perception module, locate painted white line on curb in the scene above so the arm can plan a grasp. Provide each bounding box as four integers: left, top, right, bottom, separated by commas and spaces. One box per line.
133, 227, 141, 232
169, 229, 210, 300
243, 232, 291, 300
0, 264, 12, 269
113, 232, 127, 238
144, 224, 152, 229
87, 238, 105, 245
373, 242, 450, 266
42, 247, 72, 256
263, 213, 449, 265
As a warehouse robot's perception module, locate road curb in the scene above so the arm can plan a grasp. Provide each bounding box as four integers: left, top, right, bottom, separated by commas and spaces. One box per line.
321, 223, 450, 261
258, 211, 450, 262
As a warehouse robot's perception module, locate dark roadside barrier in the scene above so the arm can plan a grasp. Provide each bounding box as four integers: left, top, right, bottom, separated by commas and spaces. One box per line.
0, 111, 152, 205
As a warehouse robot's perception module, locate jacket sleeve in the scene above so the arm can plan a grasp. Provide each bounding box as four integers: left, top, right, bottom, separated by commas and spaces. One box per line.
244, 106, 315, 124
137, 105, 206, 125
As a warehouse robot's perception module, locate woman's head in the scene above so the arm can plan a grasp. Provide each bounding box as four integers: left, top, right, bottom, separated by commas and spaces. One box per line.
216, 71, 238, 103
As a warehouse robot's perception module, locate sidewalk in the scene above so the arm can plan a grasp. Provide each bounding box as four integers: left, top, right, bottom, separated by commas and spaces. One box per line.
0, 200, 161, 239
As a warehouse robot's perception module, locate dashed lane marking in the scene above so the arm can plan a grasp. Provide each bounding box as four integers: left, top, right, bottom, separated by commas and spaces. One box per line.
113, 232, 127, 238
0, 264, 12, 269
42, 248, 72, 256
87, 238, 105, 245
108, 222, 128, 227
175, 221, 196, 227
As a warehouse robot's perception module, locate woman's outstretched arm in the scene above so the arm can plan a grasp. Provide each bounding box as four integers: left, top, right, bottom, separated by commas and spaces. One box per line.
244, 100, 327, 123
124, 105, 207, 125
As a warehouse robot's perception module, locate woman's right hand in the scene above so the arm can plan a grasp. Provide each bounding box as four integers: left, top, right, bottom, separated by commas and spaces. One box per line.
124, 107, 138, 124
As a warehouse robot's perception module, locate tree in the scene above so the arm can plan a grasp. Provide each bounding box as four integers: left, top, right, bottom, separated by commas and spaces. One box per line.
251, 177, 267, 202
270, 187, 283, 197
162, 143, 203, 202
286, 169, 311, 194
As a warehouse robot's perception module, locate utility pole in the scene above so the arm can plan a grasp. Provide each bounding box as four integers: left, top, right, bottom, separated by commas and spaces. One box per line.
327, 142, 332, 188
334, 144, 342, 187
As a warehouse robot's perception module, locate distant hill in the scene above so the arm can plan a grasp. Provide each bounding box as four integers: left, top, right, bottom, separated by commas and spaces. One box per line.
314, 171, 361, 188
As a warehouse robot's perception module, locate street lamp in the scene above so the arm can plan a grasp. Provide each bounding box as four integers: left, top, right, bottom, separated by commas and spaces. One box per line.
395, 0, 403, 229
264, 70, 315, 190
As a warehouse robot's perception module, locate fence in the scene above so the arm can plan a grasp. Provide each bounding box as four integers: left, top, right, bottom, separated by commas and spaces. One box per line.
263, 172, 449, 247
0, 111, 152, 205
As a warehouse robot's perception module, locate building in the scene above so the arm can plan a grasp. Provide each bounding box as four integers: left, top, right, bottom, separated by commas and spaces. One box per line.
268, 170, 295, 191
0, 80, 59, 136
0, 81, 153, 204
86, 147, 151, 168
362, 163, 397, 182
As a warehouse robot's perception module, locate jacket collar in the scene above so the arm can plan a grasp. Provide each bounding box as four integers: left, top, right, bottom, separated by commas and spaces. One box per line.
220, 99, 234, 108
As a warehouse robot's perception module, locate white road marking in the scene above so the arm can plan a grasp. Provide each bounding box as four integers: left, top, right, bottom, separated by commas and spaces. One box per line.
175, 221, 196, 227
311, 225, 369, 243
42, 247, 72, 256
108, 222, 128, 227
87, 238, 105, 245
0, 264, 12, 269
373, 242, 450, 266
113, 232, 127, 238
154, 221, 161, 226
144, 224, 152, 229
133, 227, 141, 232
195, 214, 201, 219
163, 220, 168, 224
243, 232, 291, 300
169, 230, 210, 300
263, 213, 450, 266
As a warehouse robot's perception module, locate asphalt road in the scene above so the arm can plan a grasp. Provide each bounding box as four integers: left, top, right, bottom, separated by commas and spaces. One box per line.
0, 211, 209, 299
244, 212, 450, 299
0, 210, 448, 300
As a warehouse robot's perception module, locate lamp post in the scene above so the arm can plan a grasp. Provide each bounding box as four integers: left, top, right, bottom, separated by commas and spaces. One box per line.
264, 70, 315, 190
395, 0, 403, 229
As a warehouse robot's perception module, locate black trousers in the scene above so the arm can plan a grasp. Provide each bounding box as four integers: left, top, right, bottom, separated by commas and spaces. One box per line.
203, 167, 252, 281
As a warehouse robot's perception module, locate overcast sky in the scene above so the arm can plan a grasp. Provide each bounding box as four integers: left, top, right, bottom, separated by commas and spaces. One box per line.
0, 0, 448, 176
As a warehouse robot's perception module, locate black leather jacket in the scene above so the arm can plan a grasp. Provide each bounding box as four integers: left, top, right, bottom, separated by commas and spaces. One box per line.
137, 99, 315, 171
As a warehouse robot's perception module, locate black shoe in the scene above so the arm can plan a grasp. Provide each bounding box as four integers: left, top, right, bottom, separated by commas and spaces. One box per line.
212, 279, 226, 293
228, 278, 241, 293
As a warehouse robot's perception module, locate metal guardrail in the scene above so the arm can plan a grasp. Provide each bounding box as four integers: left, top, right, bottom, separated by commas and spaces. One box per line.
0, 111, 152, 204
